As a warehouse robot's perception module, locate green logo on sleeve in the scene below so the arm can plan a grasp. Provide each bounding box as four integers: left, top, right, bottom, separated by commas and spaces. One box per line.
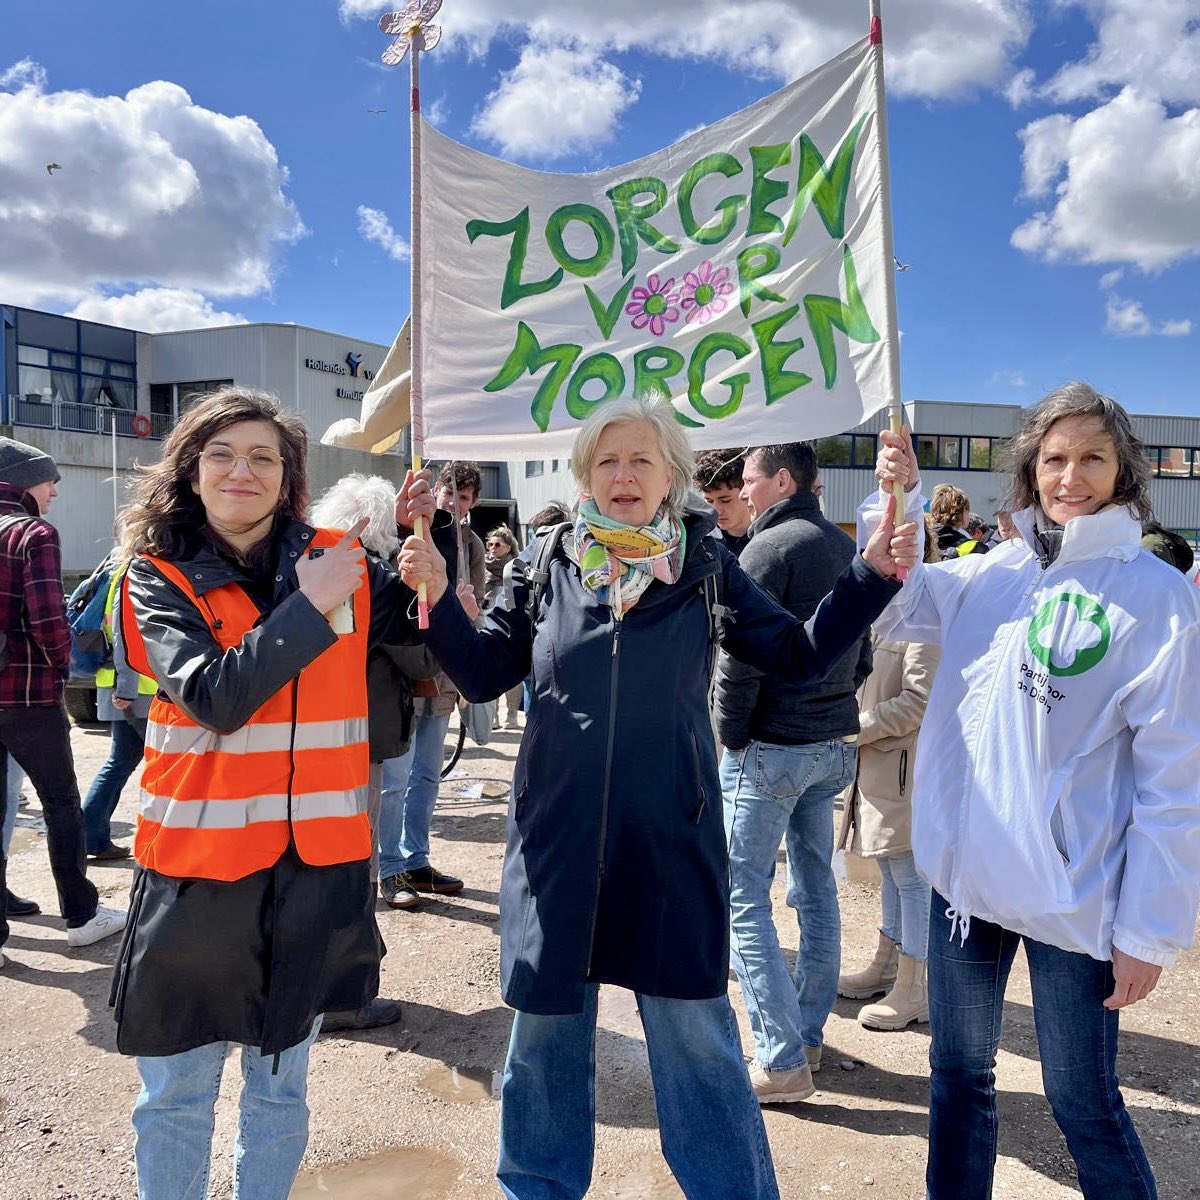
1027, 592, 1112, 677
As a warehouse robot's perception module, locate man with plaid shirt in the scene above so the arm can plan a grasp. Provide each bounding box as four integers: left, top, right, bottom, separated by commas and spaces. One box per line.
0, 436, 125, 964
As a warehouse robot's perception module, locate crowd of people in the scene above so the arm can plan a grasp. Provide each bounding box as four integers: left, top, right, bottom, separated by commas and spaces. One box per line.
0, 378, 1197, 1200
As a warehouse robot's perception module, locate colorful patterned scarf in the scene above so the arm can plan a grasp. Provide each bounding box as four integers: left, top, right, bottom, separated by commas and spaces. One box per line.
566, 500, 686, 618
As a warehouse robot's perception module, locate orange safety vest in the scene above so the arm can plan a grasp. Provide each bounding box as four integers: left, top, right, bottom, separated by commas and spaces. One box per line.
120, 529, 373, 882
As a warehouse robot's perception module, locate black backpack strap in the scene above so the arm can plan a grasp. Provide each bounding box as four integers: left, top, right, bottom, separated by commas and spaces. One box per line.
523, 522, 571, 624
701, 554, 735, 701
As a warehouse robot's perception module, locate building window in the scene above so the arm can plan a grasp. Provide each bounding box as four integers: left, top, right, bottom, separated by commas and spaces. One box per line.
177, 380, 232, 410
852, 435, 876, 467
967, 437, 992, 470
149, 384, 174, 418
551, 459, 560, 472
937, 436, 961, 469
1158, 448, 1195, 478
525, 460, 545, 478
815, 435, 851, 466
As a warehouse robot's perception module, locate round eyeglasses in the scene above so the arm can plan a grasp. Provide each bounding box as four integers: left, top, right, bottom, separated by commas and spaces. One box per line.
199, 447, 284, 476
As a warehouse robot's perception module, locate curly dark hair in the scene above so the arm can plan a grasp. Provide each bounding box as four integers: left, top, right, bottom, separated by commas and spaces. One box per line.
435, 461, 483, 499
120, 387, 308, 559
693, 448, 745, 491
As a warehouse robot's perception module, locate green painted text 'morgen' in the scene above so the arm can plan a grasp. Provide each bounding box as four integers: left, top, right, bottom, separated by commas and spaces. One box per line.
485, 246, 879, 431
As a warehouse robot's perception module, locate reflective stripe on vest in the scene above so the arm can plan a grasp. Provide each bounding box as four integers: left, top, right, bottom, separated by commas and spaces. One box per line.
139, 785, 369, 828
123, 529, 373, 882
143, 716, 369, 757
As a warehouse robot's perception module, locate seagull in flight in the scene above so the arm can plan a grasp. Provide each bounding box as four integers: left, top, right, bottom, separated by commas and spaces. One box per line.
46, 162, 62, 175
893, 256, 912, 272
367, 108, 387, 114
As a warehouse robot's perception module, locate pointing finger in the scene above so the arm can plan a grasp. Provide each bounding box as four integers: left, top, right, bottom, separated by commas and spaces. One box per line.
336, 516, 369, 549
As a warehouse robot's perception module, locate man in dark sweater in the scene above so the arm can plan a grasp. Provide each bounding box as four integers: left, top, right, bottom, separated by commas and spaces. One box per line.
715, 441, 871, 1105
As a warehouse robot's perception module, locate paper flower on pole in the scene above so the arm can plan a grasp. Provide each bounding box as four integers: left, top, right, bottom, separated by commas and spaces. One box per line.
379, 1, 443, 65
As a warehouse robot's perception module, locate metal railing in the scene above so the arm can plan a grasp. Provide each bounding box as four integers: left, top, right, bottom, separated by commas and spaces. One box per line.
5, 396, 169, 439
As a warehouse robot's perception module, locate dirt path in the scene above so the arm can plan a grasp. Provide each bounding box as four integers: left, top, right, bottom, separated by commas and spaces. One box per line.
1, 721, 1197, 1198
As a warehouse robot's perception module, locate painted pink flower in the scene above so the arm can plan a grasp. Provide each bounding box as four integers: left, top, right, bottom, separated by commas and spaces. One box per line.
625, 273, 680, 337
679, 260, 735, 326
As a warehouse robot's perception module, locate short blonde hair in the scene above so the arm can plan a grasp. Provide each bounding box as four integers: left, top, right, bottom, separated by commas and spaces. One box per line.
569, 395, 694, 517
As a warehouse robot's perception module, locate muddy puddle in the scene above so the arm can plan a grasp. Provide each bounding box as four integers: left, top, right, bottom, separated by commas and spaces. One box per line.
418, 1064, 499, 1104
601, 1158, 685, 1198
291, 1145, 461, 1198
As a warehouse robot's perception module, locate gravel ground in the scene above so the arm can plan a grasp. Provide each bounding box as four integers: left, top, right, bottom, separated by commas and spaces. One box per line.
1, 718, 1197, 1199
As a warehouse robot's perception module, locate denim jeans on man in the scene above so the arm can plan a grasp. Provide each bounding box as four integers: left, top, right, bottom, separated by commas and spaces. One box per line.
927, 890, 1157, 1199
2, 755, 21, 853
133, 1017, 321, 1200
0, 704, 97, 927
496, 984, 778, 1200
879, 850, 931, 961
376, 707, 451, 880
81, 713, 146, 854
722, 738, 856, 1072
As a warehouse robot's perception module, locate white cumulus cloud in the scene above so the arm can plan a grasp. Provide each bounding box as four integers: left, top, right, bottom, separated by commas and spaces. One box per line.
341, 0, 1031, 102
0, 59, 46, 91
1011, 89, 1200, 271
0, 63, 304, 311
1104, 293, 1191, 338
356, 204, 410, 261
1042, 0, 1200, 106
470, 42, 641, 162
67, 287, 248, 332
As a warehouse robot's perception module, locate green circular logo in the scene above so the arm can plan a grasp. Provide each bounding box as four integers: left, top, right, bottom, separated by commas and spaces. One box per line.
1027, 592, 1112, 677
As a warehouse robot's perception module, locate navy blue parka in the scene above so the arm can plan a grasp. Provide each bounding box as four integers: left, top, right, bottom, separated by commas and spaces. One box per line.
422, 507, 899, 1015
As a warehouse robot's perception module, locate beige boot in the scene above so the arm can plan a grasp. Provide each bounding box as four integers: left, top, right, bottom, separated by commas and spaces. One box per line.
837, 933, 899, 1000
858, 953, 928, 1030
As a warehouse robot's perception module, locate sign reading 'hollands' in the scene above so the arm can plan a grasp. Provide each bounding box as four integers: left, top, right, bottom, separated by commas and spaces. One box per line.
417, 37, 894, 459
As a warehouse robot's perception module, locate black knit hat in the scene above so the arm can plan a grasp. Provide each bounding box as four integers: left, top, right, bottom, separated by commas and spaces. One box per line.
0, 436, 60, 490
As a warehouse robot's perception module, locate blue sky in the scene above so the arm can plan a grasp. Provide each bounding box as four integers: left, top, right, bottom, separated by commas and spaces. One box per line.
2, 0, 1199, 416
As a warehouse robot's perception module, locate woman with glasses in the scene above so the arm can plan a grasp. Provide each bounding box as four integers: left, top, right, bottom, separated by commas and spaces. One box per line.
110, 387, 425, 1200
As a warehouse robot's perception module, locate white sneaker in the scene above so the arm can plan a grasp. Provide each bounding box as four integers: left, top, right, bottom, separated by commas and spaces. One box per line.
805, 1044, 823, 1073
67, 905, 127, 948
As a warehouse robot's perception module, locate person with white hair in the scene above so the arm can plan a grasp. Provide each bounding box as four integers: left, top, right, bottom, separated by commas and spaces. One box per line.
398, 394, 918, 1200
308, 473, 439, 1032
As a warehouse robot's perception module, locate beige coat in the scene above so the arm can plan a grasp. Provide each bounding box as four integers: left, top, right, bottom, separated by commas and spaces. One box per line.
837, 635, 941, 858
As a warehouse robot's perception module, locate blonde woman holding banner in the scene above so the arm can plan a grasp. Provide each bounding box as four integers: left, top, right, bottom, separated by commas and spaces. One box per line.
399, 395, 918, 1200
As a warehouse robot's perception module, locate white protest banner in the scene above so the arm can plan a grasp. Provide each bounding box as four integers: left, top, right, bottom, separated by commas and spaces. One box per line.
418, 36, 894, 459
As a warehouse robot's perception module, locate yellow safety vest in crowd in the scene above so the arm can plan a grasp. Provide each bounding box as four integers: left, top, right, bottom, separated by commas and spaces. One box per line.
95, 565, 157, 694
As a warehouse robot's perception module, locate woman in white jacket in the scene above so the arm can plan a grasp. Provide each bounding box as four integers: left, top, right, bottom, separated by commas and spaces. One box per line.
867, 382, 1200, 1200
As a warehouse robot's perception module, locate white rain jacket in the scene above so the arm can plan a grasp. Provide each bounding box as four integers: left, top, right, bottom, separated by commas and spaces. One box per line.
858, 492, 1200, 967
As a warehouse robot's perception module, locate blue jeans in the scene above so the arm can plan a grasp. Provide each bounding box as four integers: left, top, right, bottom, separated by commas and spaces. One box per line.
497, 985, 778, 1200
376, 708, 451, 880
879, 851, 931, 961
81, 714, 146, 853
722, 739, 855, 1071
2, 757, 21, 856
927, 891, 1156, 1199
132, 1018, 321, 1200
